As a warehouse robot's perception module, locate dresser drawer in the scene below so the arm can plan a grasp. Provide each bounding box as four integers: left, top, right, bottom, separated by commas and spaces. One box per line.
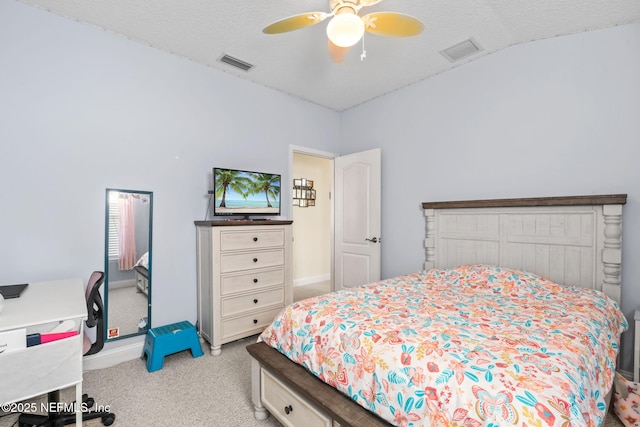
220, 268, 284, 295
221, 287, 284, 317
220, 249, 284, 273
221, 307, 283, 340
261, 368, 331, 427
220, 229, 285, 251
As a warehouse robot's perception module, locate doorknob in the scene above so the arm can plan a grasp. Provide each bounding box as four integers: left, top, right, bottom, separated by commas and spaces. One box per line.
365, 237, 379, 243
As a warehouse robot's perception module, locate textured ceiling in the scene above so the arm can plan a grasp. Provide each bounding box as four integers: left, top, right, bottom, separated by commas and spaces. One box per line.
17, 0, 640, 111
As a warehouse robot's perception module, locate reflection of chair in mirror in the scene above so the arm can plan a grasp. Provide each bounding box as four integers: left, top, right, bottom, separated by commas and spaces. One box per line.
18, 271, 116, 426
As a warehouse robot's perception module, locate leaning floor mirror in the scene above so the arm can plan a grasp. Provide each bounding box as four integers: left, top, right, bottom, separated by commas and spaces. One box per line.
104, 188, 153, 341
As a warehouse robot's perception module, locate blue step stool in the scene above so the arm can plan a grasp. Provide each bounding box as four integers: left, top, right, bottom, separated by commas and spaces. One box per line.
142, 321, 204, 372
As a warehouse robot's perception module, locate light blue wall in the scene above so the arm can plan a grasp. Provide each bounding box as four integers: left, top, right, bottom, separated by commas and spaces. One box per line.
341, 23, 640, 372
0, 1, 340, 338
1, 0, 638, 372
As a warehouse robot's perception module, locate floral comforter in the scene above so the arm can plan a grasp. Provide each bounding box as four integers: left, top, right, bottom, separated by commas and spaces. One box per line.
260, 265, 628, 427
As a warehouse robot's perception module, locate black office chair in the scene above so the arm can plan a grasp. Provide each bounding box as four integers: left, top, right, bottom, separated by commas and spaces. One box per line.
18, 271, 116, 426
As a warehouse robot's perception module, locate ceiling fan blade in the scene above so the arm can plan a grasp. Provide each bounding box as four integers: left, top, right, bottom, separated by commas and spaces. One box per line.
362, 12, 424, 37
328, 40, 349, 63
263, 12, 328, 34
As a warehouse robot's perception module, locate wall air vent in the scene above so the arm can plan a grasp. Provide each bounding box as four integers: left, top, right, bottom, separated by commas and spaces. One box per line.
440, 38, 483, 63
219, 54, 254, 71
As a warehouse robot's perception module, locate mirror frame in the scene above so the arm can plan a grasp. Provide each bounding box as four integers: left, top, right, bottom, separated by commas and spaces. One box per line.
104, 188, 153, 341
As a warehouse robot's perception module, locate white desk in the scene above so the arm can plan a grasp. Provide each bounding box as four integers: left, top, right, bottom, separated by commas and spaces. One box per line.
0, 279, 87, 425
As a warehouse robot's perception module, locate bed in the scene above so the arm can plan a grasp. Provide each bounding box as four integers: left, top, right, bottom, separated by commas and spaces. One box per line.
247, 194, 628, 427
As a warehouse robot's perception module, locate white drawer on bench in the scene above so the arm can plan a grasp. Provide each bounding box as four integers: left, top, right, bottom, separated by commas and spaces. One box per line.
261, 368, 331, 427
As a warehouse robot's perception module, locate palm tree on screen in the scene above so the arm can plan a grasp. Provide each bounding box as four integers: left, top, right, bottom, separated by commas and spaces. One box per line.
250, 174, 280, 208
215, 170, 251, 207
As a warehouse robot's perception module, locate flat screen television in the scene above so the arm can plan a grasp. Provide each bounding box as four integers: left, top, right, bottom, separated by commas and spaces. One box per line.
212, 167, 281, 218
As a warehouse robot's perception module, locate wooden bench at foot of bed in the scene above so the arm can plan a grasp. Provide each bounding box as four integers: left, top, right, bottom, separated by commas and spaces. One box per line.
247, 342, 390, 427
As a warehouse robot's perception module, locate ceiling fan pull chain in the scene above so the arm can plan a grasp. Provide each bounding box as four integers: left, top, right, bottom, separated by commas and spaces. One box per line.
360, 33, 367, 61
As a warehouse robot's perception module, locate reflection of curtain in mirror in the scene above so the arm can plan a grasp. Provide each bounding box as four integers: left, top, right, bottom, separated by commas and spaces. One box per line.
118, 193, 136, 270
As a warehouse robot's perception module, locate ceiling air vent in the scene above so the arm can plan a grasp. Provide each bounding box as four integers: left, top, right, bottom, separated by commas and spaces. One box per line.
219, 54, 254, 71
440, 38, 483, 63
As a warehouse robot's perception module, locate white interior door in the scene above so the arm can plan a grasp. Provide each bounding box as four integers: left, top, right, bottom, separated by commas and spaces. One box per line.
334, 148, 381, 289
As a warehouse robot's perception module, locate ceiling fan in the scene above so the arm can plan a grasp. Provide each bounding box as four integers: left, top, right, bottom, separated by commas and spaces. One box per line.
263, 0, 424, 63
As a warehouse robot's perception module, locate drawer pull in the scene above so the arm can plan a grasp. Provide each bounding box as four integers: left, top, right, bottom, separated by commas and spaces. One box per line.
253, 278, 258, 283
253, 258, 258, 263
253, 319, 258, 324
253, 298, 258, 304
253, 237, 258, 242
284, 405, 293, 415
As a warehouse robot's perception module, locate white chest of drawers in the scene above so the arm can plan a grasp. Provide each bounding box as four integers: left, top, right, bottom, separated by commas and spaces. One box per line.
195, 221, 293, 355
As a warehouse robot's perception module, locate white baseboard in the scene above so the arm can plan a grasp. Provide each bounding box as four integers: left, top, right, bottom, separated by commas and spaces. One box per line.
293, 274, 330, 287
83, 341, 144, 371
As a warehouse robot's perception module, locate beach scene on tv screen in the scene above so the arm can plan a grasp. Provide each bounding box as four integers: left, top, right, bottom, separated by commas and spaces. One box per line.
214, 169, 280, 214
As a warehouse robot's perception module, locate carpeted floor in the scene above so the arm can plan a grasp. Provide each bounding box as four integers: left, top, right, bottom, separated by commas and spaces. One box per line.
0, 284, 331, 427
293, 280, 331, 301
606, 410, 626, 427
107, 285, 148, 337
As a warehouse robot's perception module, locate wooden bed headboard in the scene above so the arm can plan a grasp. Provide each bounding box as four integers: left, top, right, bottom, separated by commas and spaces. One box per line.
422, 194, 627, 304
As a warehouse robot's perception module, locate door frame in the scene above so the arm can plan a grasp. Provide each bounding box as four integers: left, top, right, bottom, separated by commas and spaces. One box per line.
289, 145, 337, 292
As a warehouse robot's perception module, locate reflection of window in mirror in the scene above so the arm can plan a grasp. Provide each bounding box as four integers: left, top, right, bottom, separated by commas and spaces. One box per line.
108, 192, 150, 269
107, 192, 120, 260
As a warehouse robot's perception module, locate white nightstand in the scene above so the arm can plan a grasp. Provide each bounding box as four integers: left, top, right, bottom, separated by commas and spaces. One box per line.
635, 310, 640, 382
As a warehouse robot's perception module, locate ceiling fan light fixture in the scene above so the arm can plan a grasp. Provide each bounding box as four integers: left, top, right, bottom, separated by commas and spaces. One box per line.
326, 13, 364, 47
